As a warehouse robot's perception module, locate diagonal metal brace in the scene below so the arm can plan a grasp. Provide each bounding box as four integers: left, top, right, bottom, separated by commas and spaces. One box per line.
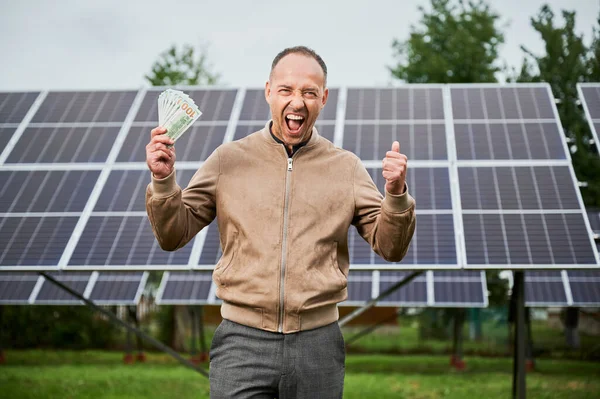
40, 272, 209, 378
338, 271, 424, 327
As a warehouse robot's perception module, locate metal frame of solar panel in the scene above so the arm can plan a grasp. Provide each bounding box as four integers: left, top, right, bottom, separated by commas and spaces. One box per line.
0, 84, 597, 274
0, 271, 148, 305
577, 83, 600, 155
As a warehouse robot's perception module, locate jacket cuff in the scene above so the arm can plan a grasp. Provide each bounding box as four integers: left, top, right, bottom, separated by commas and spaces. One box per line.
383, 183, 414, 213
151, 169, 178, 198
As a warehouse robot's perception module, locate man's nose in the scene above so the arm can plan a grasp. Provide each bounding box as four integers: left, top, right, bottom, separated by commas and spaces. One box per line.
289, 92, 305, 110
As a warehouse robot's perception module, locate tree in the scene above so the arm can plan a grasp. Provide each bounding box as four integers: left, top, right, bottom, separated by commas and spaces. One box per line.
390, 0, 505, 83
516, 6, 600, 207
145, 44, 220, 86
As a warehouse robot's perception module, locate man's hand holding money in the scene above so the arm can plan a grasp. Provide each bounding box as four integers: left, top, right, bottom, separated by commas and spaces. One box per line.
146, 127, 175, 179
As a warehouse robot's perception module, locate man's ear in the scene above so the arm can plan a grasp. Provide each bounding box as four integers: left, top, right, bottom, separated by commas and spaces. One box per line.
321, 87, 329, 109
265, 80, 271, 105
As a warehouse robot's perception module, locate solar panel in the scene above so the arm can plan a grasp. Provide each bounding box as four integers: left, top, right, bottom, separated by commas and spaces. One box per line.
516, 270, 600, 307
6, 126, 120, 163
87, 272, 148, 304
155, 271, 214, 304
0, 92, 40, 123
31, 91, 136, 123
346, 87, 445, 120
33, 272, 92, 304
0, 217, 78, 267
0, 273, 40, 304
452, 84, 599, 269
95, 169, 195, 212
342, 270, 487, 307
69, 216, 193, 267
18, 271, 148, 305
0, 170, 99, 212
577, 84, 600, 154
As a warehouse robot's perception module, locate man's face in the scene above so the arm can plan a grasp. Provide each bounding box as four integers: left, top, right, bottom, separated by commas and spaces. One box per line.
265, 53, 328, 149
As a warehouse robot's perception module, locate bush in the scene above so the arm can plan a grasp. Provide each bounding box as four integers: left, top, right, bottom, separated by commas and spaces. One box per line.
0, 306, 119, 349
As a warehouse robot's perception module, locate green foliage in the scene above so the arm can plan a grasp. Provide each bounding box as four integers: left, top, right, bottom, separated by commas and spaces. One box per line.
515, 6, 600, 207
390, 0, 505, 83
145, 44, 220, 86
0, 306, 118, 349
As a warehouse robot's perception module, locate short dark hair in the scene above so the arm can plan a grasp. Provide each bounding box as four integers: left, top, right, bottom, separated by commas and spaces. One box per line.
270, 46, 328, 86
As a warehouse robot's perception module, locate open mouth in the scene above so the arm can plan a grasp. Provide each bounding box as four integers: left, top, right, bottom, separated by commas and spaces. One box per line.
285, 114, 305, 134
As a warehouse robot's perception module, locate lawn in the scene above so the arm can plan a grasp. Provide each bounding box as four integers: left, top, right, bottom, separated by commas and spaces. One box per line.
1, 350, 599, 399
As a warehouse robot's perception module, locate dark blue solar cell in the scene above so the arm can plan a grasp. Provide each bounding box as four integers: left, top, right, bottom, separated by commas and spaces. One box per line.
581, 86, 600, 119
343, 123, 446, 160
32, 91, 136, 123
570, 281, 600, 305
0, 274, 39, 303
0, 217, 78, 266
380, 280, 427, 304
35, 272, 91, 302
454, 122, 566, 160
6, 126, 119, 163
525, 281, 566, 304
69, 216, 192, 266
0, 170, 99, 212
198, 222, 221, 265
434, 281, 484, 304
0, 92, 39, 123
94, 169, 196, 212
161, 272, 213, 302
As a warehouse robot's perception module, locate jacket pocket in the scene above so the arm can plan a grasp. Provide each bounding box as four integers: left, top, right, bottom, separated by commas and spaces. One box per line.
330, 241, 347, 290
214, 233, 238, 289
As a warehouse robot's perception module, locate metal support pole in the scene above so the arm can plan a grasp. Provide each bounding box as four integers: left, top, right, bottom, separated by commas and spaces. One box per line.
512, 271, 527, 399
526, 308, 535, 371
0, 306, 5, 364
189, 307, 197, 357
198, 306, 207, 356
40, 272, 209, 378
339, 271, 423, 327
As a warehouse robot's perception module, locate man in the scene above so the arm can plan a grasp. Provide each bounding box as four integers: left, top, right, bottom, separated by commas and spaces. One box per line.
146, 46, 416, 398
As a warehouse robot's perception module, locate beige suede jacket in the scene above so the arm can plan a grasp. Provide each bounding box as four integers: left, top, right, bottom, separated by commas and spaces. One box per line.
146, 123, 416, 333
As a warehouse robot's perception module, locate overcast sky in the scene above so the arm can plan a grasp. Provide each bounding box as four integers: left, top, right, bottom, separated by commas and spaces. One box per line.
0, 0, 598, 91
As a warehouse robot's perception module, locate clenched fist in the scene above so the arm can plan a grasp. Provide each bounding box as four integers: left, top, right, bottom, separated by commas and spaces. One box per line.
382, 141, 407, 195
146, 127, 176, 179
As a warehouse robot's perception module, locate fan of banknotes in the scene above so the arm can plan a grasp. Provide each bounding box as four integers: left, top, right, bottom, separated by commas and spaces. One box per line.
158, 89, 202, 143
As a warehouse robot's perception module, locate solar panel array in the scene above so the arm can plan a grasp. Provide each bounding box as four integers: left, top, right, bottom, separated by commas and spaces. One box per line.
1, 84, 599, 308
577, 83, 600, 154
0, 271, 148, 305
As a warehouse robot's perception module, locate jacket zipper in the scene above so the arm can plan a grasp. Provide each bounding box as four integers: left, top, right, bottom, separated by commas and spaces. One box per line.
278, 157, 293, 333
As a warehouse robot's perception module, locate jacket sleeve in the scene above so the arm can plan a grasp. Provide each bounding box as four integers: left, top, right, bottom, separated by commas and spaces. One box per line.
145, 149, 220, 251
352, 158, 416, 262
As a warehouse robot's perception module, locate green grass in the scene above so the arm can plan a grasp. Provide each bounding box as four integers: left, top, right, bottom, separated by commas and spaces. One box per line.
1, 350, 598, 399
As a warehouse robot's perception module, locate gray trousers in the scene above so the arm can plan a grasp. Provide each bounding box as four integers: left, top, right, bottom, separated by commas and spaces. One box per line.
209, 319, 345, 399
